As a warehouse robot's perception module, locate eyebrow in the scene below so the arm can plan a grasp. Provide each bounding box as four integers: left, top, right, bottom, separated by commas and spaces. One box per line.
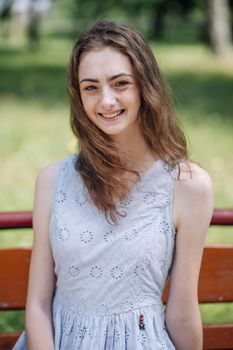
79, 73, 133, 84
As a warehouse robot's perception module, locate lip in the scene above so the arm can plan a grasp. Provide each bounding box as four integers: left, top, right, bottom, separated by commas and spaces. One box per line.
98, 109, 125, 121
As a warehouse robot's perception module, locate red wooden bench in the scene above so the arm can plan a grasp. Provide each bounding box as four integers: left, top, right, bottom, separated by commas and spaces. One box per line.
0, 209, 233, 349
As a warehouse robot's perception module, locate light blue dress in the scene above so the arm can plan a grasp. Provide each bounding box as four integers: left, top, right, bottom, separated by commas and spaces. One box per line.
13, 154, 178, 349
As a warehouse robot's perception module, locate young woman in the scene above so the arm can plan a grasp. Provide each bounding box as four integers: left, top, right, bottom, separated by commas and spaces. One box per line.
13, 21, 213, 350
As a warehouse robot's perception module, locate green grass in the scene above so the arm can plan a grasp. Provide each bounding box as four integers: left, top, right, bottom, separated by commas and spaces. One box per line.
0, 311, 25, 332
201, 303, 233, 325
0, 32, 233, 330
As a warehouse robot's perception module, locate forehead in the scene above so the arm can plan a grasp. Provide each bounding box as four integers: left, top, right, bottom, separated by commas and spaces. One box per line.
78, 47, 134, 79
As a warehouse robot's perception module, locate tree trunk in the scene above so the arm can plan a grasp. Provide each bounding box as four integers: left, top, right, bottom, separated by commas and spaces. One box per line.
150, 1, 168, 40
207, 0, 232, 56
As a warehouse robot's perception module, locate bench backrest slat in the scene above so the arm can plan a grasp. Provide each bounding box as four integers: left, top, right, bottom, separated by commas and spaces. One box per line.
198, 244, 233, 302
0, 333, 20, 350
0, 245, 233, 311
162, 244, 233, 303
0, 249, 30, 310
203, 324, 233, 349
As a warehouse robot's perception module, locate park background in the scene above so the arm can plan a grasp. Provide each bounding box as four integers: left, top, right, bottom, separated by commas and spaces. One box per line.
0, 0, 233, 333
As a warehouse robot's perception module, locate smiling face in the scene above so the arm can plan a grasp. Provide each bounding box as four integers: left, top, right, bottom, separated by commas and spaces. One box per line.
78, 46, 141, 141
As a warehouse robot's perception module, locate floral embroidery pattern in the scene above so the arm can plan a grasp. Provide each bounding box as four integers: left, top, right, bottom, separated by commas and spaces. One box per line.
119, 194, 133, 207
80, 230, 93, 244
90, 266, 103, 278
114, 329, 121, 342
56, 190, 67, 203
67, 265, 80, 278
104, 230, 117, 243
137, 331, 147, 345
158, 258, 167, 271
124, 228, 139, 241
58, 227, 70, 241
87, 325, 95, 339
159, 220, 170, 235
110, 266, 124, 280
75, 326, 87, 340
134, 256, 152, 276
75, 193, 87, 206
143, 193, 158, 205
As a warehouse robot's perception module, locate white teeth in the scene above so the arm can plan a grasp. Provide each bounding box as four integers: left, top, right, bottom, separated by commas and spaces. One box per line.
101, 110, 123, 118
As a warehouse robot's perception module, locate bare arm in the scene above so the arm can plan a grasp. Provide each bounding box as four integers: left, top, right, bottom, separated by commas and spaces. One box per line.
165, 163, 214, 350
25, 163, 59, 350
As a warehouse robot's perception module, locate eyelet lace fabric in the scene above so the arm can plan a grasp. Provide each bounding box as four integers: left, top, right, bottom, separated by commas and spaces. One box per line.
13, 154, 179, 350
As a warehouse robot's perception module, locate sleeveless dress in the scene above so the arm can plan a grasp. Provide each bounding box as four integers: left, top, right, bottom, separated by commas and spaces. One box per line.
13, 154, 178, 350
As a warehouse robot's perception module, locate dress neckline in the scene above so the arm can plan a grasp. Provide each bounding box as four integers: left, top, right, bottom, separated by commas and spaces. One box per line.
138, 158, 162, 181
123, 158, 162, 196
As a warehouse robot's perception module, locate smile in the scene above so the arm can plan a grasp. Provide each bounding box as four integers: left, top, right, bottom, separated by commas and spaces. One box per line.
98, 109, 125, 120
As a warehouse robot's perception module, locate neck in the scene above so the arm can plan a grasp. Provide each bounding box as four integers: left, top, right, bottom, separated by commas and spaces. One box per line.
111, 124, 158, 172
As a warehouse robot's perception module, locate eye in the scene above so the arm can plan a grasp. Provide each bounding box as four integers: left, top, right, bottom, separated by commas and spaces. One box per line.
115, 80, 130, 87
83, 85, 97, 91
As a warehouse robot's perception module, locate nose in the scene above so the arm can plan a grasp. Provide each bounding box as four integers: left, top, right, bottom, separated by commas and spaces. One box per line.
100, 87, 116, 110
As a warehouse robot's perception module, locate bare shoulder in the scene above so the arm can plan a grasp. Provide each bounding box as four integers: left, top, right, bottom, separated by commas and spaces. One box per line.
36, 161, 60, 189
33, 161, 61, 218
174, 162, 214, 230
176, 161, 213, 196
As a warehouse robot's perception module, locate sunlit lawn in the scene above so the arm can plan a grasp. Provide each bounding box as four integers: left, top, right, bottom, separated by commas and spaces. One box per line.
0, 32, 233, 330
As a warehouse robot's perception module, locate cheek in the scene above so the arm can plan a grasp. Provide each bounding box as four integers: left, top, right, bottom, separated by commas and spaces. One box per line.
127, 87, 141, 105
81, 95, 94, 114
129, 94, 141, 113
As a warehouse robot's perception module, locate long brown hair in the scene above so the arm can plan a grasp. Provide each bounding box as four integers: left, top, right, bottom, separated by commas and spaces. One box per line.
68, 20, 188, 222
